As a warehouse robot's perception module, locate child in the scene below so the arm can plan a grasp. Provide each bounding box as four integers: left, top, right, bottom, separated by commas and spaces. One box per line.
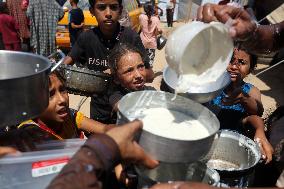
63, 0, 154, 123
68, 0, 84, 47
91, 43, 155, 124
108, 43, 155, 188
0, 2, 21, 51
18, 70, 113, 141
209, 48, 273, 163
139, 2, 162, 67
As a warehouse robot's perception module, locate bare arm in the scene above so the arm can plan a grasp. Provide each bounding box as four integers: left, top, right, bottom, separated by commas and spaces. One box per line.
241, 86, 264, 116
79, 116, 114, 134
197, 4, 284, 54
63, 55, 74, 65
242, 115, 273, 164
71, 22, 84, 29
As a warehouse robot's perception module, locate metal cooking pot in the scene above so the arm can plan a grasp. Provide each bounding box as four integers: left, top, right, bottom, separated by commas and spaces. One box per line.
136, 161, 220, 186
117, 91, 220, 163
0, 51, 51, 127
163, 66, 231, 103
204, 130, 261, 187
59, 64, 111, 96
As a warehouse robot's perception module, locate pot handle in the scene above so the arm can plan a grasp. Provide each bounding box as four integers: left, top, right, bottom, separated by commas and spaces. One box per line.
49, 50, 66, 72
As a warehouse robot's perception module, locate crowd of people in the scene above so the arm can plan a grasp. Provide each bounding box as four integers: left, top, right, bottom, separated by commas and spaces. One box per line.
1, 0, 284, 189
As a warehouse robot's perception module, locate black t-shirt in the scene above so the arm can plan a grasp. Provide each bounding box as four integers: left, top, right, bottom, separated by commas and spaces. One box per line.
68, 8, 84, 37
69, 25, 150, 71
90, 83, 155, 124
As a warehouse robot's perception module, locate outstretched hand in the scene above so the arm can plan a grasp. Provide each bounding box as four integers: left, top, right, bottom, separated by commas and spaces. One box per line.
106, 120, 159, 169
197, 4, 257, 41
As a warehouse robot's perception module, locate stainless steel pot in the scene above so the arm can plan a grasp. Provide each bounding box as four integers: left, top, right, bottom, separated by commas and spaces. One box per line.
117, 91, 220, 163
136, 161, 220, 186
0, 51, 51, 127
59, 64, 111, 96
204, 130, 261, 187
163, 66, 231, 103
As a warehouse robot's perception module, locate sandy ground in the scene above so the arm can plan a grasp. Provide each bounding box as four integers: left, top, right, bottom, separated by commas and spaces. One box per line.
69, 21, 284, 119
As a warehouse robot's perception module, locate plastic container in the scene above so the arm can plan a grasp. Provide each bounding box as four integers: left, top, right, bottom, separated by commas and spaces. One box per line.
0, 139, 85, 189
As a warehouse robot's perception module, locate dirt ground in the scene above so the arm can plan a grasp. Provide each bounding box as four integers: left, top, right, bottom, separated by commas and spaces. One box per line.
69, 21, 284, 119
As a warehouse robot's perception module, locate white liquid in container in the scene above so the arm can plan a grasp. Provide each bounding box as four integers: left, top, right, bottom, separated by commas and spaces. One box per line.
165, 22, 233, 94
140, 107, 210, 140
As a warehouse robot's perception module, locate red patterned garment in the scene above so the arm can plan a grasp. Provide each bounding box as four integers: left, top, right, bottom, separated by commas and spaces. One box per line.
7, 0, 30, 39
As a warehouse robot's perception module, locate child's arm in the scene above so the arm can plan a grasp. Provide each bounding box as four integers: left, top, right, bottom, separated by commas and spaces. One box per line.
76, 112, 114, 134
241, 86, 264, 116
71, 22, 84, 29
243, 115, 274, 164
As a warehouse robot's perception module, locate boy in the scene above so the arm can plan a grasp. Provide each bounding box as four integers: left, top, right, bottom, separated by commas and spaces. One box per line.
68, 0, 84, 46
63, 0, 154, 122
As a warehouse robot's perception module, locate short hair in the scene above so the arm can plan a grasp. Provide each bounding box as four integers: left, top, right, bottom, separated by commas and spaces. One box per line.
73, 0, 79, 4
89, 0, 122, 8
108, 43, 144, 74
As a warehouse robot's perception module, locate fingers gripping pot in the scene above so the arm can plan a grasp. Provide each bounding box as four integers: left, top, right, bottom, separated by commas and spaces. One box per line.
0, 51, 51, 127
117, 91, 220, 163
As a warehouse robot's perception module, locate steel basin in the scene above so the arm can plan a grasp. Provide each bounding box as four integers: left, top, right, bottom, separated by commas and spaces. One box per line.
163, 66, 231, 103
0, 51, 51, 127
117, 91, 220, 163
204, 130, 261, 187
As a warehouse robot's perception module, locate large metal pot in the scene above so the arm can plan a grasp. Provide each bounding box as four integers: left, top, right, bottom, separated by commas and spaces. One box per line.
204, 130, 261, 187
59, 64, 111, 96
117, 91, 220, 163
163, 66, 231, 103
0, 51, 51, 127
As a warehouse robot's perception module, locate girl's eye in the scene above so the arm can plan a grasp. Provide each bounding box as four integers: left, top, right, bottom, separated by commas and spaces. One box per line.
49, 89, 55, 98
238, 59, 246, 65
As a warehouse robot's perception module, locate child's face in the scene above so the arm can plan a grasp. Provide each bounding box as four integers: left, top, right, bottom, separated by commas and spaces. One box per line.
116, 52, 146, 91
40, 74, 69, 123
90, 0, 122, 32
227, 48, 251, 82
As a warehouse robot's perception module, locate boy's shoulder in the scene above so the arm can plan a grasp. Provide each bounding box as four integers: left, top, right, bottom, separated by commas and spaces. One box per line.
121, 26, 139, 39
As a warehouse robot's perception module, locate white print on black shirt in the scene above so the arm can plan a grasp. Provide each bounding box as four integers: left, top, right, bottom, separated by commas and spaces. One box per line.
88, 58, 108, 67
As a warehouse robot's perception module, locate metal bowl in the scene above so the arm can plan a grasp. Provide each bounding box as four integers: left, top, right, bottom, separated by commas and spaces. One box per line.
163, 66, 231, 103
117, 91, 220, 163
204, 130, 261, 187
59, 64, 111, 96
0, 51, 51, 127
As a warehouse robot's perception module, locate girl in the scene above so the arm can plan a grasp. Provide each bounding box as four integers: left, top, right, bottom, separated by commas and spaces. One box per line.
92, 43, 155, 125
0, 2, 21, 51
139, 2, 162, 67
18, 70, 113, 141
209, 48, 273, 163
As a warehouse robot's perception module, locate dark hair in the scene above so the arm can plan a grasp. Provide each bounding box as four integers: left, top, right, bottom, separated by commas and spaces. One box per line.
108, 43, 144, 74
73, 0, 79, 4
143, 2, 154, 25
232, 47, 257, 72
89, 0, 122, 8
0, 2, 9, 14
49, 70, 66, 87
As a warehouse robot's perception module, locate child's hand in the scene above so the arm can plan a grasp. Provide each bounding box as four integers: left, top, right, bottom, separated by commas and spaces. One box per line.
254, 135, 274, 164
0, 147, 18, 158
